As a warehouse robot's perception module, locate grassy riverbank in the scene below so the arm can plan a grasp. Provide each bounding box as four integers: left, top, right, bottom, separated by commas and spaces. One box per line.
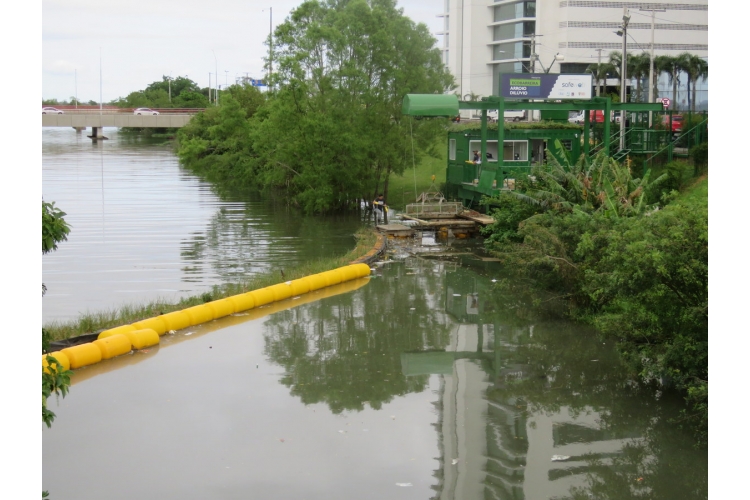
386, 139, 447, 211
43, 228, 378, 342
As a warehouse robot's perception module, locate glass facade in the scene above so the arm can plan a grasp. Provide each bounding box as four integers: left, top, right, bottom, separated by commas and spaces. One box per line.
493, 41, 532, 60
493, 1, 535, 23
493, 21, 535, 41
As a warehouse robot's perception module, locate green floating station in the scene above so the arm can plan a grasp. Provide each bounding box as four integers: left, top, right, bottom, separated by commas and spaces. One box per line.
402, 72, 701, 208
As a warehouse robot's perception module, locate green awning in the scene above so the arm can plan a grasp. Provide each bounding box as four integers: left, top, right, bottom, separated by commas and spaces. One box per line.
402, 94, 459, 117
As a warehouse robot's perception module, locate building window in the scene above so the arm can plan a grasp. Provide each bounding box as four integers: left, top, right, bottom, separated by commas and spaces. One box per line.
560, 62, 590, 74
493, 21, 535, 41
449, 139, 456, 161
494, 1, 536, 22
504, 141, 528, 161
494, 41, 531, 60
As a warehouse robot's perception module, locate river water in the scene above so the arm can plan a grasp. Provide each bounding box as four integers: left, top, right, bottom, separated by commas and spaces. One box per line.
42, 130, 707, 498
42, 128, 362, 324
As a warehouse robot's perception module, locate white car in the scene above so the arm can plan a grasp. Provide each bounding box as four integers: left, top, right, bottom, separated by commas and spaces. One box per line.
134, 108, 159, 115
42, 107, 63, 114
568, 111, 584, 124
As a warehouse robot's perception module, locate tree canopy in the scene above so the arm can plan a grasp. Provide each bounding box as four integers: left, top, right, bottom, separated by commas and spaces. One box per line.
113, 76, 209, 109
178, 0, 454, 213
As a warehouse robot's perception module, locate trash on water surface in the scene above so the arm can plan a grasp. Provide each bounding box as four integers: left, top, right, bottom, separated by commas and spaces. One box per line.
451, 459, 459, 465
184, 331, 194, 336
551, 455, 571, 461
167, 330, 176, 334
395, 483, 413, 487
453, 294, 461, 297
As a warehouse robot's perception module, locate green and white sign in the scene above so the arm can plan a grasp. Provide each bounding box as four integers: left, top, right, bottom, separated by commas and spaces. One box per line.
500, 74, 593, 100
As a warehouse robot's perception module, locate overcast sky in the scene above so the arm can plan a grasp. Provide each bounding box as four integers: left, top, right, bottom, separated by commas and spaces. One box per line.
42, 0, 444, 103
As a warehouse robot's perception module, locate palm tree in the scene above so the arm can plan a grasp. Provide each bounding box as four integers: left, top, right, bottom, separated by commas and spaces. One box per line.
679, 53, 708, 112
628, 53, 651, 102
655, 55, 681, 111
586, 62, 617, 97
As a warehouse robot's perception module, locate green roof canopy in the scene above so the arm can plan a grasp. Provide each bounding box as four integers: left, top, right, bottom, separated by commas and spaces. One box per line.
402, 94, 459, 117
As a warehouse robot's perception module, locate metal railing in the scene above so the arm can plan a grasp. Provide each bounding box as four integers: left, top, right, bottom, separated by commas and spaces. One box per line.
42, 107, 204, 115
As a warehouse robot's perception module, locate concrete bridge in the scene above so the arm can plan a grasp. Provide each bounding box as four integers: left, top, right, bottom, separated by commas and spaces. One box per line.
42, 108, 201, 138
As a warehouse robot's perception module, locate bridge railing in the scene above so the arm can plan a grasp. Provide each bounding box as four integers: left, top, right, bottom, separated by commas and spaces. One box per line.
42, 107, 205, 115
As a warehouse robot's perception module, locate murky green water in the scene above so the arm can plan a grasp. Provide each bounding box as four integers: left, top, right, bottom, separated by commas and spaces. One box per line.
42, 128, 362, 323
42, 244, 707, 499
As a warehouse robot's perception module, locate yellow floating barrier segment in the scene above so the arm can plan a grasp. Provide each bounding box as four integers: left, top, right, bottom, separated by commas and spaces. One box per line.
42, 263, 371, 372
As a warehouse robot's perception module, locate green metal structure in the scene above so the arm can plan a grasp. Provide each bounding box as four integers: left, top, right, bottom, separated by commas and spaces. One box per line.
402, 94, 707, 208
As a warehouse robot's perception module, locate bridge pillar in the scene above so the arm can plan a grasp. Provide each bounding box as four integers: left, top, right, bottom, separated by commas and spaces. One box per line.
73, 127, 86, 133
87, 127, 108, 140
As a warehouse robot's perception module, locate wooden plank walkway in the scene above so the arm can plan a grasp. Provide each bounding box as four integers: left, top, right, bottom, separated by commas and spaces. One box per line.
457, 210, 495, 225
400, 215, 477, 228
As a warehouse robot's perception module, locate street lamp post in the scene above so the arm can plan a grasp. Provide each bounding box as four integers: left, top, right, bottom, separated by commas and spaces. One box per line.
641, 7, 665, 127
537, 53, 564, 74
617, 8, 631, 150
212, 50, 218, 105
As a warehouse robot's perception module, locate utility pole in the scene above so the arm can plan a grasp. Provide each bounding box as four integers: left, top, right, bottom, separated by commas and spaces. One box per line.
208, 73, 212, 104
595, 48, 603, 96
213, 50, 219, 105
75, 69, 78, 109
618, 8, 630, 150
99, 47, 103, 116
641, 7, 665, 127
269, 7, 273, 89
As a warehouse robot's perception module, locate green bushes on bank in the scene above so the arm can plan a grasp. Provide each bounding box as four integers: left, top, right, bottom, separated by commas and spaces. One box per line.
481, 149, 708, 440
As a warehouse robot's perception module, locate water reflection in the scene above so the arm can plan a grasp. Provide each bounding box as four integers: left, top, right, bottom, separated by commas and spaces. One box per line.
42, 128, 362, 323
42, 240, 705, 499
263, 250, 707, 499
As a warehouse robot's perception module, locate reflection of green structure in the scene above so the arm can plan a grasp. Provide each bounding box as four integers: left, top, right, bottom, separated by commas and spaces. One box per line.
400, 267, 643, 500
401, 269, 530, 499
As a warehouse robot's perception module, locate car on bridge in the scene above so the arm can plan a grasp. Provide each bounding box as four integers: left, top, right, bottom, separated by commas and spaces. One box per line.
42, 107, 63, 114
134, 108, 159, 115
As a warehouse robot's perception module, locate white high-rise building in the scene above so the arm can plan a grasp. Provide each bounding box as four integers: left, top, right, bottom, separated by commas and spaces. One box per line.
436, 0, 708, 109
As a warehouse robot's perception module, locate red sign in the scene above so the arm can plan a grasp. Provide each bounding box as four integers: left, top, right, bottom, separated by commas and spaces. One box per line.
660, 97, 671, 109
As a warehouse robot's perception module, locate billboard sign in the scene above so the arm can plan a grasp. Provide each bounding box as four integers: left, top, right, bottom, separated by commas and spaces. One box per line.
500, 73, 593, 100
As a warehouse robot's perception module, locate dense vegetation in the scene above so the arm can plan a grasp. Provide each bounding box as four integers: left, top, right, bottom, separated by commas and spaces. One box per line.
177, 0, 453, 214
42, 200, 73, 431
481, 149, 708, 441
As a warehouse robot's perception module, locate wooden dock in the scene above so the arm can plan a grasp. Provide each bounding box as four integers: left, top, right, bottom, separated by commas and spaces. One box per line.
400, 215, 477, 228
376, 223, 415, 238
457, 210, 495, 225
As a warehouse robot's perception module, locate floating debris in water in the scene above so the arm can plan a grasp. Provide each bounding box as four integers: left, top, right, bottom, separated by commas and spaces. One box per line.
395, 483, 413, 487
551, 455, 571, 461
184, 332, 194, 336
451, 459, 459, 465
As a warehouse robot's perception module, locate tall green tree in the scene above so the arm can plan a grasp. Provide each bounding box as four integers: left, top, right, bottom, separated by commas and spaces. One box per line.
252, 0, 454, 213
